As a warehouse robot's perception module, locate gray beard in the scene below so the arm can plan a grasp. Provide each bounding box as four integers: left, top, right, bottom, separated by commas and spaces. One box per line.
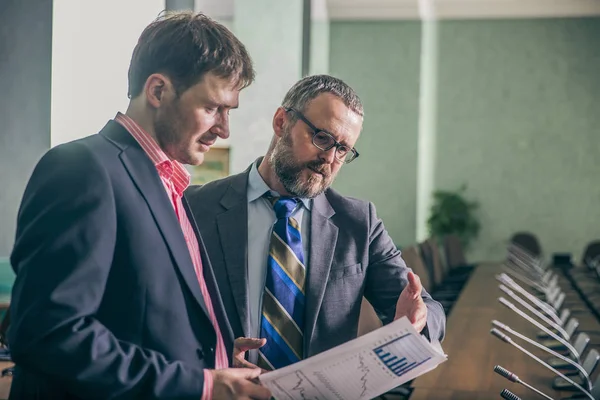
269, 136, 330, 199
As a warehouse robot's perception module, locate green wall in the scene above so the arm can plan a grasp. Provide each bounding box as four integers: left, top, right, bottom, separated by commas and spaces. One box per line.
330, 22, 422, 247
330, 18, 600, 261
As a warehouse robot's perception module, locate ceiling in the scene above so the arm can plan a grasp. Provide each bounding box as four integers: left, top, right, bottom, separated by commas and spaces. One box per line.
196, 0, 600, 20
327, 0, 600, 20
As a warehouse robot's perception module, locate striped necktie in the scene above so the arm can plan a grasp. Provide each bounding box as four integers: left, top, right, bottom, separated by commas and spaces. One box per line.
258, 196, 306, 371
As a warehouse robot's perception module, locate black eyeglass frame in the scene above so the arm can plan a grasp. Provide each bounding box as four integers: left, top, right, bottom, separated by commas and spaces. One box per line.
283, 107, 360, 164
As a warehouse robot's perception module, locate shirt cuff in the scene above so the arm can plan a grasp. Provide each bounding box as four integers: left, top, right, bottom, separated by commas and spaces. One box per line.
201, 369, 213, 400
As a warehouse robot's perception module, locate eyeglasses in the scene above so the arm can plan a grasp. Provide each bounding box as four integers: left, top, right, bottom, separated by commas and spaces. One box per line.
284, 107, 359, 164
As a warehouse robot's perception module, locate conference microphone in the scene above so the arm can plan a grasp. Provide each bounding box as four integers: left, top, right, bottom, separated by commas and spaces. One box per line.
502, 265, 549, 294
507, 256, 544, 280
498, 297, 579, 361
498, 273, 562, 325
507, 242, 539, 264
500, 388, 522, 400
506, 248, 546, 275
507, 245, 546, 274
492, 320, 589, 389
498, 284, 569, 340
493, 365, 554, 400
490, 328, 593, 400
505, 258, 543, 282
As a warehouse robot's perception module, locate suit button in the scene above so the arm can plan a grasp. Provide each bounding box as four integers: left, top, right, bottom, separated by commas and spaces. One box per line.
196, 348, 204, 359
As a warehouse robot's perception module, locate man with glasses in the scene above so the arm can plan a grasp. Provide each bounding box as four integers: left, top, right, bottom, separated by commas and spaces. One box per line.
186, 75, 446, 371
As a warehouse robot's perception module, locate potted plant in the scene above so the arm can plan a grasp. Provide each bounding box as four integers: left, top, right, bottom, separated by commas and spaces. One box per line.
427, 185, 480, 249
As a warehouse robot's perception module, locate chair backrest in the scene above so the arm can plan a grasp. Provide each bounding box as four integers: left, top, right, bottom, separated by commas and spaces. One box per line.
427, 238, 445, 286
590, 372, 600, 398
510, 232, 542, 257
444, 235, 467, 269
580, 348, 600, 380
565, 317, 579, 339
572, 332, 590, 357
560, 308, 571, 325
437, 241, 450, 275
419, 239, 444, 288
582, 240, 600, 268
553, 292, 565, 312
357, 298, 382, 337
401, 246, 432, 292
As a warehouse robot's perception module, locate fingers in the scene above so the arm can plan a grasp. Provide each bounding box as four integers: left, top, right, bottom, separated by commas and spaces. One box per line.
406, 271, 422, 298
410, 303, 428, 332
212, 368, 272, 400
230, 367, 263, 380
234, 337, 267, 352
239, 379, 272, 400
233, 368, 271, 400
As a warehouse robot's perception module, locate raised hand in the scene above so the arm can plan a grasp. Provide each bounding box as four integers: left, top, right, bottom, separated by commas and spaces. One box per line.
394, 271, 428, 332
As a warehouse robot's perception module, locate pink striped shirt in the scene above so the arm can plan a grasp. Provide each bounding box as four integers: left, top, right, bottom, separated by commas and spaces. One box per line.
115, 112, 228, 400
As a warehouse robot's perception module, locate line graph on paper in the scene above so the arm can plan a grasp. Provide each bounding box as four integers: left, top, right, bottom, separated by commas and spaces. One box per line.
373, 333, 432, 377
258, 318, 446, 400
307, 332, 435, 400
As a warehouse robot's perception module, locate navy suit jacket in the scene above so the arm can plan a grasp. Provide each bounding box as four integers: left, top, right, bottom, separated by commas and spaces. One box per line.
8, 120, 232, 399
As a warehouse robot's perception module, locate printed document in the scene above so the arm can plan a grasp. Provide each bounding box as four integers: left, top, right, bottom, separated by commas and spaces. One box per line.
259, 317, 447, 400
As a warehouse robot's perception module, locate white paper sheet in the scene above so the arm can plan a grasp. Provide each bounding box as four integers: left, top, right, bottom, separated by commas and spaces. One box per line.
259, 317, 447, 400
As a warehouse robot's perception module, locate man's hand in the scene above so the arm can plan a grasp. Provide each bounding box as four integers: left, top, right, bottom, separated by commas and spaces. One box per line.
233, 337, 267, 370
394, 271, 428, 332
211, 368, 271, 400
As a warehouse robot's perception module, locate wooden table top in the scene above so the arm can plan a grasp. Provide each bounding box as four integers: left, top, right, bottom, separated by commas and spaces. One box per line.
411, 263, 591, 400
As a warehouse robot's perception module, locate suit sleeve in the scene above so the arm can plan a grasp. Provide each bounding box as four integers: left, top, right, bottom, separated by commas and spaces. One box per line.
8, 144, 206, 400
362, 203, 446, 342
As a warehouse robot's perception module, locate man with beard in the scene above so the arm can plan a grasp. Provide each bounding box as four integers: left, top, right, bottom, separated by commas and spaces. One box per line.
7, 12, 271, 400
186, 75, 446, 371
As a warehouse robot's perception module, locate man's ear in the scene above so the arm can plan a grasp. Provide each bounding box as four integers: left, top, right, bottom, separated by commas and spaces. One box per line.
272, 107, 289, 138
144, 73, 174, 108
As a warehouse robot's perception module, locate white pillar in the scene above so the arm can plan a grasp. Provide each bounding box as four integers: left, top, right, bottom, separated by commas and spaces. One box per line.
51, 0, 165, 147
228, 0, 304, 173
309, 0, 330, 75
415, 0, 439, 242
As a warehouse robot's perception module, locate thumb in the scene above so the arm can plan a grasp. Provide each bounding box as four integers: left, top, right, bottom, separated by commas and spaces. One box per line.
406, 271, 422, 298
235, 337, 267, 352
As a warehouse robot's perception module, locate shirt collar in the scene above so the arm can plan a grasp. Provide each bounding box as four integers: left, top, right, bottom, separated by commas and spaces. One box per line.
115, 112, 190, 196
247, 159, 311, 210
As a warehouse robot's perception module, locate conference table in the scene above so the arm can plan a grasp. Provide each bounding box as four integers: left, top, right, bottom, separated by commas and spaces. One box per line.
411, 262, 594, 400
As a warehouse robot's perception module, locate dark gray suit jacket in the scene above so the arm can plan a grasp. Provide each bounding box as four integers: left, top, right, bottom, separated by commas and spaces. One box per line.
185, 164, 445, 358
8, 121, 232, 399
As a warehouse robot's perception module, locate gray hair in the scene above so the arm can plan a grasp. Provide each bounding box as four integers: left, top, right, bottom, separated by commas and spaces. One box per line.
281, 75, 364, 123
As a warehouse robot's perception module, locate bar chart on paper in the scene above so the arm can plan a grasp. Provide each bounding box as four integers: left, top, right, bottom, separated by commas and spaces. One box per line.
373, 333, 432, 377
259, 318, 446, 400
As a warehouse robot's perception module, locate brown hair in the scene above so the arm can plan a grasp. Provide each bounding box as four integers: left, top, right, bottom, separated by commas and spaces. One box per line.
127, 11, 254, 98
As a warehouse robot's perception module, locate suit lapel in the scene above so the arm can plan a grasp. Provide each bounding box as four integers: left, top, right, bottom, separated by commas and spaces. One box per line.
183, 197, 234, 353
305, 192, 338, 353
118, 140, 210, 318
216, 173, 252, 337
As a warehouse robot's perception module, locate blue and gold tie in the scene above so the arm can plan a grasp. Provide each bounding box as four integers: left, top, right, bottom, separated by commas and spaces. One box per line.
258, 196, 305, 370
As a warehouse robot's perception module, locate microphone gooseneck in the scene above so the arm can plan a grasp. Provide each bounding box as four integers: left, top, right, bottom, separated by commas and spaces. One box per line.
490, 329, 593, 400
493, 364, 554, 400
497, 297, 579, 361
491, 320, 589, 389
